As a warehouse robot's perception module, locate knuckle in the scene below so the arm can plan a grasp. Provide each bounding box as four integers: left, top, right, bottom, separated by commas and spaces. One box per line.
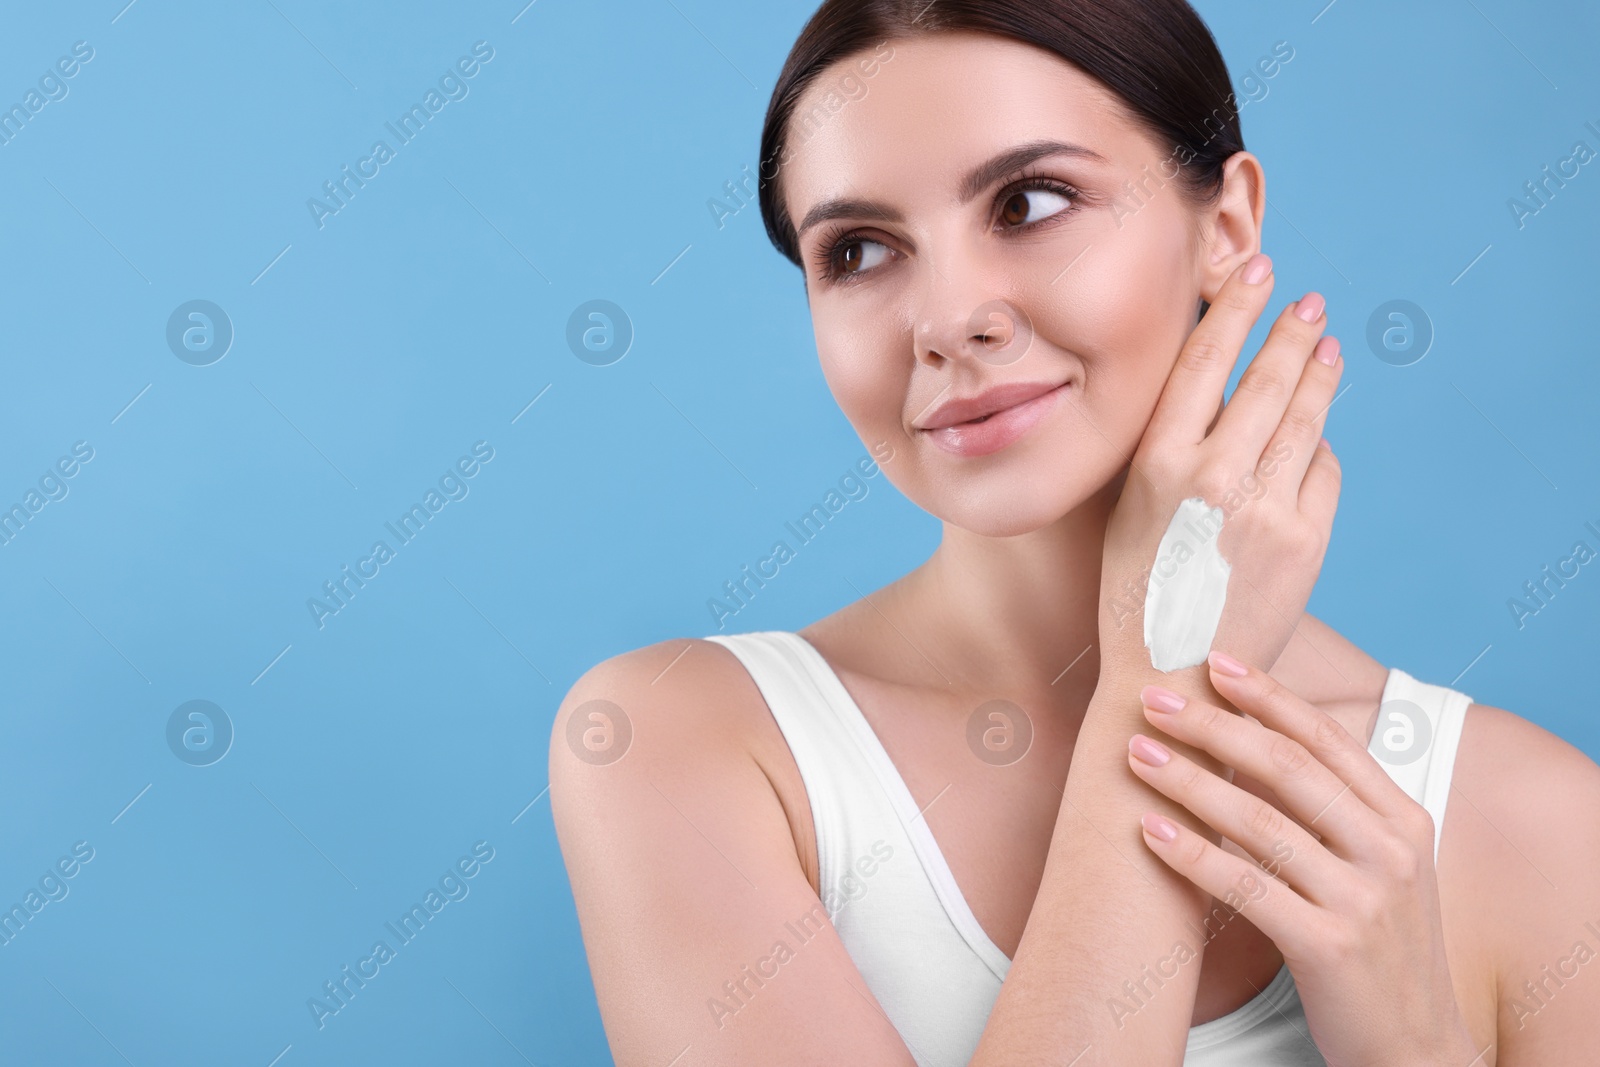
1278, 305, 1327, 341
1216, 285, 1260, 315
1401, 803, 1436, 848
1180, 336, 1230, 373
1237, 366, 1289, 402
1195, 700, 1230, 734
1310, 712, 1349, 752
1321, 916, 1363, 962
1241, 797, 1286, 841
1345, 881, 1385, 924
1135, 447, 1176, 485
1177, 833, 1210, 867
1175, 760, 1206, 792
1194, 464, 1233, 502
1267, 736, 1314, 779
1375, 832, 1419, 881
1392, 846, 1422, 885
1280, 407, 1319, 440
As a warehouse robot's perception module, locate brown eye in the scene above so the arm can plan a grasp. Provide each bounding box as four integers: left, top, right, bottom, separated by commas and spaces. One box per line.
826, 236, 890, 279
999, 186, 1073, 228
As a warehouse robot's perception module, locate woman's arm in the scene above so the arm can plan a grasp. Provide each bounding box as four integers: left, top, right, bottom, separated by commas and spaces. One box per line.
551, 641, 921, 1067
1450, 704, 1600, 1063
965, 657, 1233, 1064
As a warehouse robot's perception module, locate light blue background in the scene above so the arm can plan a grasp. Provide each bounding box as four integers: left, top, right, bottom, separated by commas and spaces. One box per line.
0, 1, 1595, 1063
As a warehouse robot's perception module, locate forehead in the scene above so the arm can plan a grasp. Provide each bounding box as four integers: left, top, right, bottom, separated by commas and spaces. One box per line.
781, 30, 1149, 224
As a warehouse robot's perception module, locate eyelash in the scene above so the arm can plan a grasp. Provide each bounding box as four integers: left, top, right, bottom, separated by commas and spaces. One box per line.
814, 170, 1084, 285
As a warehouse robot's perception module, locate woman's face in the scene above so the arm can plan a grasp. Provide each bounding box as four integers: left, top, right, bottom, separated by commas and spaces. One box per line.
781, 30, 1255, 536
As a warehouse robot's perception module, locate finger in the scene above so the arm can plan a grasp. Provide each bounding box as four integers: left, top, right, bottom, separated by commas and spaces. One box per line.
1265, 335, 1343, 490
1207, 651, 1411, 820
1127, 734, 1338, 903
1298, 437, 1341, 535
1143, 253, 1275, 449
1138, 810, 1317, 957
1140, 686, 1384, 853
1206, 293, 1331, 465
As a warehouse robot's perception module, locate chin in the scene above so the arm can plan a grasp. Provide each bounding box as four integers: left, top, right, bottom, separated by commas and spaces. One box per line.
907, 455, 1092, 538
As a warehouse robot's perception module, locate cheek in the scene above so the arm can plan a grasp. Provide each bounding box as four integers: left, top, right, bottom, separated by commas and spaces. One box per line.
1025, 216, 1196, 433
815, 310, 906, 430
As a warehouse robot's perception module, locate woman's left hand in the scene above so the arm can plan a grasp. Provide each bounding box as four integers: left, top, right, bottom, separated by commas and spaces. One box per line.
1124, 649, 1481, 1067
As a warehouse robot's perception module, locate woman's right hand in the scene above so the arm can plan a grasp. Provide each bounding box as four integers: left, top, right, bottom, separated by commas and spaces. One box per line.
1096, 252, 1344, 687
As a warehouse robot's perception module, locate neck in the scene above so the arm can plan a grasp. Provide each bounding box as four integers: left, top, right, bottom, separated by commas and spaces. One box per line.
895, 474, 1123, 700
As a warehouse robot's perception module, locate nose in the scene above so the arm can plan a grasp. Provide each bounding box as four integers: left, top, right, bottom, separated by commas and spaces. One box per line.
911, 253, 1034, 370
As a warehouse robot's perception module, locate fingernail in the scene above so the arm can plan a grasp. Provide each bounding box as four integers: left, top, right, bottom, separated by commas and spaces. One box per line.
1318, 436, 1332, 451
1129, 734, 1171, 766
1141, 812, 1178, 842
1208, 650, 1248, 677
1242, 253, 1272, 285
1141, 685, 1186, 714
1295, 292, 1325, 323
1313, 336, 1340, 366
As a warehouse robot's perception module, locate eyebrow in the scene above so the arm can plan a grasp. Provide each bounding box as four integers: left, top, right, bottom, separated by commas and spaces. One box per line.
794, 139, 1111, 242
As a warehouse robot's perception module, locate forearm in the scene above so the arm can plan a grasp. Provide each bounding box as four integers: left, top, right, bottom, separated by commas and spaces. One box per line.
970, 662, 1231, 1066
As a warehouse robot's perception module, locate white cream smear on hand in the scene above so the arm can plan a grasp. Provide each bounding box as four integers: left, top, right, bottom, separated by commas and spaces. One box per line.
1143, 497, 1231, 672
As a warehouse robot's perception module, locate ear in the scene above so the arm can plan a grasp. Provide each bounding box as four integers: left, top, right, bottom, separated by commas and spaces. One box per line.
1198, 151, 1266, 304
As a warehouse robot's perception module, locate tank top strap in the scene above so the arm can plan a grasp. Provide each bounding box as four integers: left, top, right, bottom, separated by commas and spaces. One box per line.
700, 630, 1012, 980
1367, 667, 1473, 862
699, 631, 909, 908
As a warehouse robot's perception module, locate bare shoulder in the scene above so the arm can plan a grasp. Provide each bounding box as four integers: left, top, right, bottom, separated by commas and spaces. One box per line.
1442, 700, 1600, 1054
547, 636, 816, 884
1445, 697, 1600, 904
546, 640, 908, 1062
549, 636, 782, 787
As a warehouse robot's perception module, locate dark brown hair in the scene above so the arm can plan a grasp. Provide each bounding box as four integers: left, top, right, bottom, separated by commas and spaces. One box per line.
757, 0, 1246, 270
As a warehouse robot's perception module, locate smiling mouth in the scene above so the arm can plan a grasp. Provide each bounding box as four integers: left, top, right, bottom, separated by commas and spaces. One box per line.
918, 381, 1070, 458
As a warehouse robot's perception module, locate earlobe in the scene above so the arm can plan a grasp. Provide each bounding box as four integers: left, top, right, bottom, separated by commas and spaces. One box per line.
1198, 151, 1267, 303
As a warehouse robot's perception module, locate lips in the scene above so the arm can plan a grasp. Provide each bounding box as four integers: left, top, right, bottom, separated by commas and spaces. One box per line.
916, 380, 1069, 430
915, 380, 1071, 458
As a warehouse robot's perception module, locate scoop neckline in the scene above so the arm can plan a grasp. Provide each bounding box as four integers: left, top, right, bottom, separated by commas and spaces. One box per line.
776, 629, 1406, 1044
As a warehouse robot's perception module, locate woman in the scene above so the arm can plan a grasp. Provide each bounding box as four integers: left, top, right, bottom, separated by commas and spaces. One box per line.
551, 1, 1600, 1063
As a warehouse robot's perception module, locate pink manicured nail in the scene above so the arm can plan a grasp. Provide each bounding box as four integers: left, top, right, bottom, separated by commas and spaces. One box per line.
1141, 813, 1178, 842
1313, 336, 1340, 366
1295, 292, 1325, 322
1242, 253, 1272, 284
1129, 734, 1171, 766
1141, 685, 1186, 714
1208, 650, 1248, 677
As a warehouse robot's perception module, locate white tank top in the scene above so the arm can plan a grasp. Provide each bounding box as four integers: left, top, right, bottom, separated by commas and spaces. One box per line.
702, 629, 1471, 1067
